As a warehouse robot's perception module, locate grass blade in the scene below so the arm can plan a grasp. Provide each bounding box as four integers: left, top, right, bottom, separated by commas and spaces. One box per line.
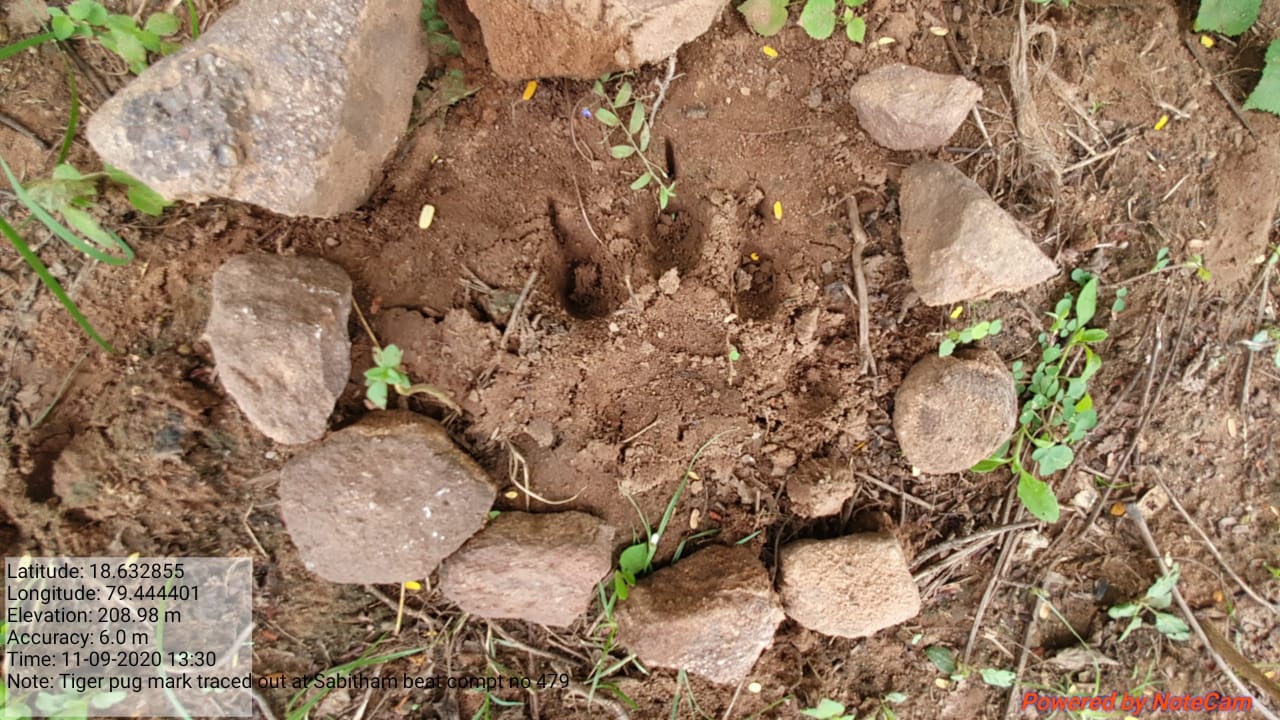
0, 216, 115, 352
56, 61, 81, 165
0, 30, 57, 62
183, 0, 200, 38
0, 154, 134, 265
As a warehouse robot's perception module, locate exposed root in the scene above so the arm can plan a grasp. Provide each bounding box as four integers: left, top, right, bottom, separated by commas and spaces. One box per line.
1008, 3, 1062, 201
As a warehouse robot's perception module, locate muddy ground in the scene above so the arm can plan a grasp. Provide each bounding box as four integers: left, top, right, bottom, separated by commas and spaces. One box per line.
2, 0, 1279, 718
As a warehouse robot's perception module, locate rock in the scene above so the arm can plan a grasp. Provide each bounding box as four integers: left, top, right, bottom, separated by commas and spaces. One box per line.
892, 350, 1017, 474
277, 412, 496, 584
849, 64, 981, 150
86, 0, 429, 217
466, 0, 724, 80
439, 511, 615, 627
786, 459, 857, 518
206, 255, 352, 445
777, 533, 921, 638
900, 160, 1057, 305
53, 432, 110, 514
617, 545, 783, 684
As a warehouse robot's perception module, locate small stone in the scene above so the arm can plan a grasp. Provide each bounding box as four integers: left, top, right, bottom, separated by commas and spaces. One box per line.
86, 0, 430, 217
786, 459, 857, 518
892, 350, 1017, 474
467, 0, 723, 79
658, 267, 681, 295
276, 412, 496, 584
806, 88, 823, 110
617, 545, 783, 684
205, 254, 351, 444
524, 419, 556, 449
438, 511, 615, 627
777, 533, 921, 638
848, 64, 982, 150
900, 160, 1057, 305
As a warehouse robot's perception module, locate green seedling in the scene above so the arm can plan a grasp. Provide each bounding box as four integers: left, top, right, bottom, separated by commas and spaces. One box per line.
421, 0, 460, 56
1240, 328, 1280, 369
591, 74, 676, 209
801, 693, 906, 720
0, 0, 181, 72
738, 0, 867, 43
925, 646, 1016, 688
1193, 0, 1279, 115
1108, 564, 1191, 642
975, 271, 1115, 523
363, 344, 462, 414
938, 318, 1002, 357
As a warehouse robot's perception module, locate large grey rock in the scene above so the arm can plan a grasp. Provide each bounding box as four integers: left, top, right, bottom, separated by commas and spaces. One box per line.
893, 350, 1017, 474
900, 160, 1058, 305
617, 545, 783, 684
86, 0, 429, 217
277, 412, 496, 584
439, 511, 615, 627
778, 533, 921, 638
206, 255, 351, 444
849, 65, 982, 150
467, 0, 725, 79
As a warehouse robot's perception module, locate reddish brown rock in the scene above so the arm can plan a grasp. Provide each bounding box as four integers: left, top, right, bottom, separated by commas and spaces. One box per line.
849, 64, 982, 150
439, 511, 615, 627
277, 412, 496, 584
778, 533, 921, 638
616, 545, 783, 684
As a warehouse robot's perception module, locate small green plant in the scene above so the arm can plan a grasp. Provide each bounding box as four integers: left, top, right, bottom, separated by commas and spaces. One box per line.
1240, 328, 1280, 369
362, 344, 461, 414
925, 646, 1016, 688
801, 693, 906, 720
591, 74, 676, 209
1193, 0, 1279, 116
938, 318, 1002, 357
420, 0, 460, 56
738, 0, 867, 43
0, 0, 181, 71
975, 271, 1114, 523
1108, 564, 1191, 642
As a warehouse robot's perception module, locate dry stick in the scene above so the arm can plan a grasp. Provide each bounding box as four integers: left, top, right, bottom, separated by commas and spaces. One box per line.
845, 195, 876, 376
1152, 472, 1278, 616
1182, 36, 1258, 141
498, 270, 538, 353
1240, 262, 1272, 445
1003, 575, 1048, 719
1125, 503, 1280, 720
0, 111, 51, 151
570, 173, 607, 249
963, 495, 1020, 665
647, 54, 678, 133
854, 471, 934, 511
911, 520, 1040, 569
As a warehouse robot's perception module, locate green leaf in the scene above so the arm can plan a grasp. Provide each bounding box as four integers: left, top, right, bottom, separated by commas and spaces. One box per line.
801, 699, 847, 719
845, 0, 867, 5
90, 691, 128, 709
1244, 39, 1280, 116
105, 27, 149, 72
1076, 277, 1098, 327
736, 0, 789, 36
1108, 602, 1140, 619
884, 692, 907, 704
728, 345, 742, 362
799, 0, 837, 40
980, 668, 1017, 688
376, 344, 404, 368
1078, 328, 1108, 343
1153, 611, 1191, 640
618, 543, 649, 575
629, 102, 646, 135
1017, 471, 1060, 523
1080, 346, 1102, 380
630, 172, 653, 190
846, 15, 866, 43
1032, 444, 1074, 475
366, 381, 388, 409
1193, 0, 1260, 36
595, 108, 620, 127
613, 81, 632, 108
1146, 565, 1180, 603
639, 124, 652, 152
1118, 615, 1143, 642
658, 185, 672, 209
144, 12, 180, 36
989, 318, 1003, 334
68, 0, 97, 21
126, 183, 171, 216
971, 457, 1007, 473
610, 145, 635, 159
52, 14, 77, 40
925, 646, 958, 674
614, 571, 630, 600
938, 338, 956, 357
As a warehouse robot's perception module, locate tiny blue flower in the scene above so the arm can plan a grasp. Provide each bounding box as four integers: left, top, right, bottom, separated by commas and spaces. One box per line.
580, 108, 593, 119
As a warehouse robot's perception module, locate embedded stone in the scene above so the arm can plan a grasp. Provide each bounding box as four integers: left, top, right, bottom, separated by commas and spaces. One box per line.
849, 64, 982, 150
778, 533, 921, 638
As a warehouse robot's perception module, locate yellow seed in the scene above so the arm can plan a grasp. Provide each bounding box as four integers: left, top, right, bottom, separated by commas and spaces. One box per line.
418, 204, 436, 230
934, 678, 951, 690
773, 200, 783, 220
1154, 114, 1169, 131
687, 471, 700, 481
748, 682, 763, 693
522, 80, 537, 101
1200, 34, 1215, 49
762, 45, 778, 58
1110, 502, 1127, 517
750, 252, 761, 262
929, 26, 948, 36
1267, 670, 1277, 679
404, 580, 423, 591
504, 490, 519, 499
877, 36, 896, 46
950, 305, 963, 319
1212, 589, 1224, 603
126, 552, 140, 565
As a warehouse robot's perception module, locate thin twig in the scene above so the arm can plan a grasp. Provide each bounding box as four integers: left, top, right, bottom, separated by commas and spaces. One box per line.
1240, 262, 1271, 446
1004, 580, 1045, 719
647, 54, 678, 133
570, 173, 606, 249
0, 111, 51, 151
621, 419, 660, 446
1182, 36, 1257, 141
845, 195, 876, 376
854, 471, 933, 511
1061, 134, 1137, 174
498, 270, 538, 353
912, 520, 1040, 569
1125, 503, 1280, 720
963, 496, 1020, 665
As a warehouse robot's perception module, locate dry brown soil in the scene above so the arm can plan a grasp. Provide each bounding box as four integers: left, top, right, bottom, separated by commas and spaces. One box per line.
2, 0, 1279, 718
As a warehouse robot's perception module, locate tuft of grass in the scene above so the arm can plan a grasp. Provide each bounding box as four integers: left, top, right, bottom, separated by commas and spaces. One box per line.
362, 343, 462, 415
591, 74, 676, 209
0, 0, 182, 73
284, 639, 429, 720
